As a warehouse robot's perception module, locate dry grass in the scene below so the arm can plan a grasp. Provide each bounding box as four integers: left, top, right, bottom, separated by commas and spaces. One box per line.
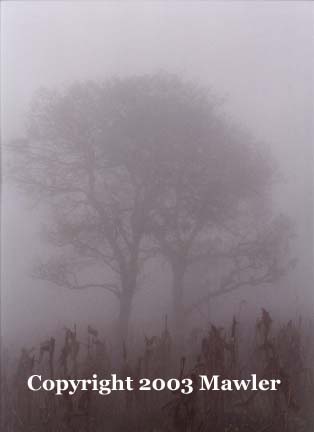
1, 310, 313, 432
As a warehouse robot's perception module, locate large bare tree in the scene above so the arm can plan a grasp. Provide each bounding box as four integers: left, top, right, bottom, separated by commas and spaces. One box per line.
10, 77, 172, 342
145, 91, 293, 337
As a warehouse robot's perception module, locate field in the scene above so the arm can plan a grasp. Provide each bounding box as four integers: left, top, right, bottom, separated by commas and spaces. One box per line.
2, 310, 314, 432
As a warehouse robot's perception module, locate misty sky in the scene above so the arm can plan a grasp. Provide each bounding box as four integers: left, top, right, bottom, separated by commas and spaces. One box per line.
1, 2, 313, 345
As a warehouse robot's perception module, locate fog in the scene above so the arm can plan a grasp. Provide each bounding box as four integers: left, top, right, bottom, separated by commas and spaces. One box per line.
1, 2, 313, 348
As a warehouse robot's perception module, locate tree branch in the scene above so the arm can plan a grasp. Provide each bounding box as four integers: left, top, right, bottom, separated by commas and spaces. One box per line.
68, 282, 120, 297
185, 262, 279, 316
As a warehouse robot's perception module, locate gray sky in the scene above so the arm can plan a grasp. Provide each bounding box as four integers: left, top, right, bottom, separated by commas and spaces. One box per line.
1, 1, 313, 345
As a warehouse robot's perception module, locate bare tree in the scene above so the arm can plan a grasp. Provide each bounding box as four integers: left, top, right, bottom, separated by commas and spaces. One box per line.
144, 88, 292, 337
9, 73, 292, 342
9, 77, 174, 342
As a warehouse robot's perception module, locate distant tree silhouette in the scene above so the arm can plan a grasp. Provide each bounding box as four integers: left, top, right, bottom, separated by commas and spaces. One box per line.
10, 73, 293, 341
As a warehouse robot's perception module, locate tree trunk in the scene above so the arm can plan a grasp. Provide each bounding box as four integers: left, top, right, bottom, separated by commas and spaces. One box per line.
116, 248, 139, 349
117, 290, 133, 344
171, 264, 186, 342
